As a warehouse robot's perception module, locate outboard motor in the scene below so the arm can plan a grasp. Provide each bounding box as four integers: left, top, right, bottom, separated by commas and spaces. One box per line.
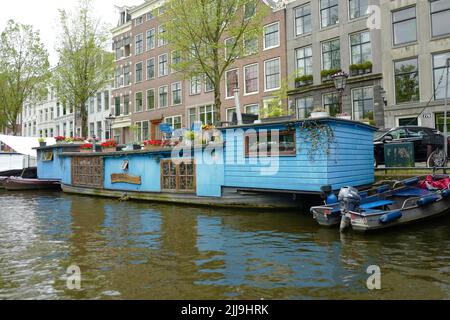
338, 187, 361, 212
338, 187, 361, 233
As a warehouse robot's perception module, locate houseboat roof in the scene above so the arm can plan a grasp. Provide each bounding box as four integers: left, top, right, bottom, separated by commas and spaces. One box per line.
219, 117, 378, 131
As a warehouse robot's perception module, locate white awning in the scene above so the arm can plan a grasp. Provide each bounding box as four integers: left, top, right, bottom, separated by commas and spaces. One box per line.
0, 135, 56, 157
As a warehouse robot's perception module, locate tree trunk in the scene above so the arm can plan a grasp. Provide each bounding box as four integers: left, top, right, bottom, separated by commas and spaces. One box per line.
214, 72, 222, 125
80, 104, 88, 138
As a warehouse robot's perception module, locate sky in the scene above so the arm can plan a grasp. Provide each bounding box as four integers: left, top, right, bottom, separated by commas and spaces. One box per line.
0, 0, 143, 66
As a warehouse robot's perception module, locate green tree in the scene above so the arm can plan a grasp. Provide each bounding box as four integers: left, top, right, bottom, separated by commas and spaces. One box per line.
0, 20, 50, 135
53, 0, 114, 138
162, 0, 268, 121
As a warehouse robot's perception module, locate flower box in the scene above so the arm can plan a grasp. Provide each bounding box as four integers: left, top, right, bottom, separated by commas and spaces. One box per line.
80, 148, 93, 153
310, 111, 329, 119
102, 147, 116, 153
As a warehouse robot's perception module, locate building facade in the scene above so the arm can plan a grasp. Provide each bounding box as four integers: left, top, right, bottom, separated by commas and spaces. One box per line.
381, 0, 450, 131
111, 0, 287, 144
285, 0, 385, 127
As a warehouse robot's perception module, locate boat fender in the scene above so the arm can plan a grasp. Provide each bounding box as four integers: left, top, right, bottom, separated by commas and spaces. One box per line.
402, 177, 419, 186
339, 215, 351, 233
379, 211, 402, 224
442, 189, 450, 198
417, 195, 440, 207
376, 185, 390, 194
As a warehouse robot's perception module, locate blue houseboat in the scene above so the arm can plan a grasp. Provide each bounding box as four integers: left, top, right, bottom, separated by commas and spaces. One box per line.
35, 118, 376, 209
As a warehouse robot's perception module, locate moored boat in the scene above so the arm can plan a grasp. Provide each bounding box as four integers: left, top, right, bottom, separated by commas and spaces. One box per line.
312, 176, 450, 232
3, 177, 61, 191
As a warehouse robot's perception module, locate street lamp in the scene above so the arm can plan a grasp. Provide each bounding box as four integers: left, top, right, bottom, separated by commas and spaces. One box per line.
105, 114, 115, 141
331, 71, 349, 115
443, 58, 450, 162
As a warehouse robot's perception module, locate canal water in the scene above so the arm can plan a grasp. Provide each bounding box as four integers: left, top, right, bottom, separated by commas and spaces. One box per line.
1, 190, 450, 300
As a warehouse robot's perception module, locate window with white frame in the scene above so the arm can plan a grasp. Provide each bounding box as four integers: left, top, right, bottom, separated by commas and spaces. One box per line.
263, 22, 280, 50
165, 115, 182, 130
205, 75, 214, 92
320, 0, 339, 28
295, 3, 311, 36
124, 95, 130, 115
243, 34, 258, 56
124, 65, 131, 85
187, 107, 197, 129
244, 64, 258, 95
244, 2, 256, 19
225, 37, 238, 60
159, 54, 168, 76
225, 69, 239, 98
135, 62, 143, 83
245, 104, 259, 116
352, 87, 374, 121
135, 92, 143, 112
349, 0, 369, 20
147, 58, 155, 79
146, 28, 155, 50
135, 16, 143, 26
432, 52, 450, 100
158, 25, 167, 46
159, 86, 168, 108
226, 108, 237, 122
199, 105, 219, 125
171, 82, 182, 105
296, 97, 314, 119
190, 76, 202, 95
295, 46, 313, 76
171, 51, 181, 72
147, 89, 155, 110
135, 33, 143, 54
264, 58, 281, 91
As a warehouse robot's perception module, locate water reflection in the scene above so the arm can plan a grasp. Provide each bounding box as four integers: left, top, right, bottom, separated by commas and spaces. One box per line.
0, 190, 450, 299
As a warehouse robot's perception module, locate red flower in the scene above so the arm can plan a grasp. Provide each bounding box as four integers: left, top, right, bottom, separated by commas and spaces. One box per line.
144, 140, 163, 146
80, 143, 93, 150
101, 139, 117, 148
55, 136, 66, 142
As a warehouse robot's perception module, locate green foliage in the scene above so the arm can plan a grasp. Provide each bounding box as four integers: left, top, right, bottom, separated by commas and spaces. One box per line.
320, 69, 340, 79
350, 61, 373, 71
295, 74, 313, 83
162, 0, 268, 118
0, 20, 50, 134
53, 0, 114, 138
395, 64, 420, 103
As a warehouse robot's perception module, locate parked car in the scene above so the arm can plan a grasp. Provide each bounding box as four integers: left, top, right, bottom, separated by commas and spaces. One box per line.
374, 126, 449, 167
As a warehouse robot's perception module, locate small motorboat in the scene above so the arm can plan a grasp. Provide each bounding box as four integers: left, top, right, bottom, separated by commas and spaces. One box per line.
312, 176, 450, 232
0, 176, 7, 189
310, 178, 420, 228
2, 176, 61, 191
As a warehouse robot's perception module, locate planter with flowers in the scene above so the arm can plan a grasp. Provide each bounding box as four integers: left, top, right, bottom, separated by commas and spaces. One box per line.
65, 137, 74, 144
336, 112, 352, 120
80, 143, 93, 153
55, 136, 66, 144
73, 137, 85, 143
101, 139, 117, 153
310, 107, 329, 119
144, 140, 163, 150
38, 137, 47, 147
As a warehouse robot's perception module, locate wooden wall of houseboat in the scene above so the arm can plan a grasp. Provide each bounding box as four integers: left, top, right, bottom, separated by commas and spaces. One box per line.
327, 122, 375, 190
222, 120, 375, 192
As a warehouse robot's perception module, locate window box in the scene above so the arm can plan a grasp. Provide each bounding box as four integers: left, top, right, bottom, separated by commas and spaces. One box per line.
245, 130, 296, 157
349, 62, 373, 77
321, 69, 340, 82
295, 75, 313, 88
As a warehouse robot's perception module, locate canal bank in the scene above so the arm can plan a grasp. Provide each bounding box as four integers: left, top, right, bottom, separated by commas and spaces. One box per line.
1, 190, 450, 300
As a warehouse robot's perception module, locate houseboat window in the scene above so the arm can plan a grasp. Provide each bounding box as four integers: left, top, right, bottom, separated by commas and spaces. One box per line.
245, 130, 296, 157
161, 160, 196, 193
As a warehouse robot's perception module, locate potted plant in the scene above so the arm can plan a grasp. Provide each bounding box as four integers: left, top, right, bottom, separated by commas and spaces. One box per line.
65, 137, 74, 144
310, 107, 329, 119
38, 137, 46, 147
144, 140, 163, 150
80, 143, 93, 153
184, 131, 196, 146
101, 139, 117, 153
336, 112, 352, 120
361, 61, 373, 74
295, 74, 313, 87
55, 136, 66, 144
73, 136, 85, 143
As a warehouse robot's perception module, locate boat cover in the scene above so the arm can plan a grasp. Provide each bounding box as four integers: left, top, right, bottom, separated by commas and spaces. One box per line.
419, 175, 450, 191
0, 135, 55, 157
